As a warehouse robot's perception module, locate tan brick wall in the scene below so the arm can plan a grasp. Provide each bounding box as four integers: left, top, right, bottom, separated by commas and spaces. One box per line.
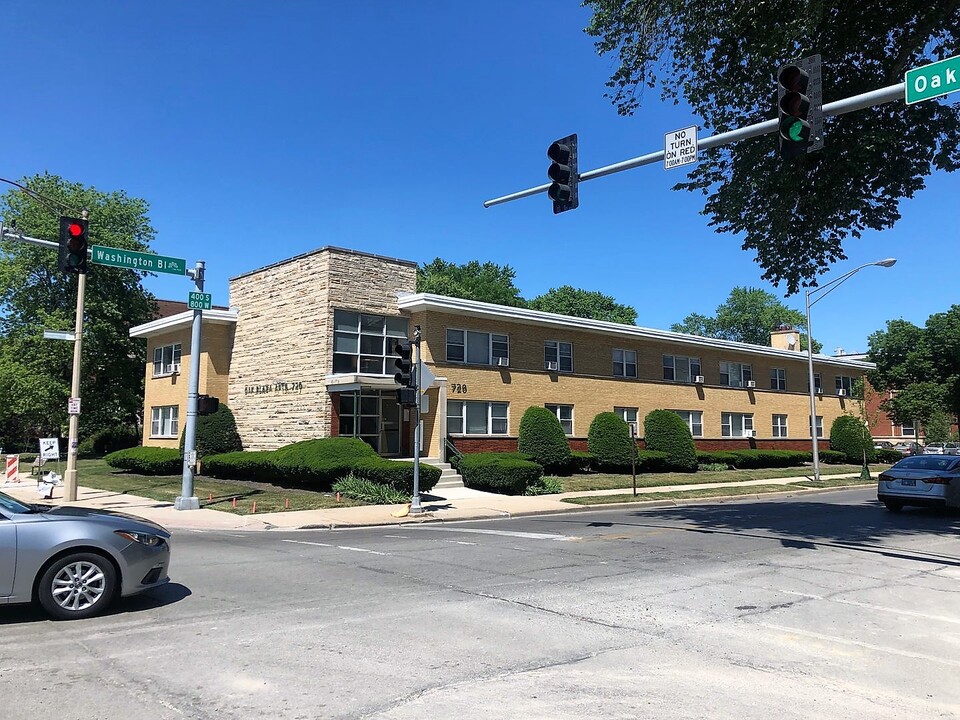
228, 247, 416, 450
141, 323, 235, 449
412, 311, 865, 447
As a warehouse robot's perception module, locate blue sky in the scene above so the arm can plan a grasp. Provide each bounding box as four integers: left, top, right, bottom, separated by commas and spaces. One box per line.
3, 1, 956, 355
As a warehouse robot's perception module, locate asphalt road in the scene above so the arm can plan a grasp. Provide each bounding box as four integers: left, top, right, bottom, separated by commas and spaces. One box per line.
3, 488, 959, 720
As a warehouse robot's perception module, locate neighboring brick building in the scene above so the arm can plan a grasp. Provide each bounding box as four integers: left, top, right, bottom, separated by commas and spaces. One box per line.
130, 246, 874, 458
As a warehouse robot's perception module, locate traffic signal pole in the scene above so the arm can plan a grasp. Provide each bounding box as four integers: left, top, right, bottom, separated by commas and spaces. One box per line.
483, 82, 906, 208
410, 325, 423, 515
176, 260, 205, 511
63, 256, 86, 502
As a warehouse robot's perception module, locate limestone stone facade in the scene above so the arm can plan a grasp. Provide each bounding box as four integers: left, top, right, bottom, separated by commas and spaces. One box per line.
227, 247, 416, 450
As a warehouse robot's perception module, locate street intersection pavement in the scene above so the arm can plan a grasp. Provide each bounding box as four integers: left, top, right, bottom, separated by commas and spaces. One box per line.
0, 470, 876, 533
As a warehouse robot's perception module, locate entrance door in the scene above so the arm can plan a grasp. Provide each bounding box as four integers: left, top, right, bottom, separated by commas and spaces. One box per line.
380, 393, 401, 456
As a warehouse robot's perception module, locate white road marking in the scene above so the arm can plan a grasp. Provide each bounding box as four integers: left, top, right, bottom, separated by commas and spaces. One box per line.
382, 535, 409, 539
758, 623, 960, 668
779, 589, 960, 625
411, 526, 573, 541
281, 539, 387, 556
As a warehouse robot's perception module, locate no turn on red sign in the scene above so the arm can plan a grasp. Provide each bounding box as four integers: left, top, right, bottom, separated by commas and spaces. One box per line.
664, 126, 699, 170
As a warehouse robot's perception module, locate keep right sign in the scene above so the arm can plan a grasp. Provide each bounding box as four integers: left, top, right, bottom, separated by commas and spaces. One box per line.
905, 54, 960, 105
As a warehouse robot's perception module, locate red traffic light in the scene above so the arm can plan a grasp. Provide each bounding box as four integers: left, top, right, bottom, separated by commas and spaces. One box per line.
67, 223, 84, 237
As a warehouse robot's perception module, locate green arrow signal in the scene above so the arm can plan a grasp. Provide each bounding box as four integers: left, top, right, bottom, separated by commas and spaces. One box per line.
788, 120, 804, 142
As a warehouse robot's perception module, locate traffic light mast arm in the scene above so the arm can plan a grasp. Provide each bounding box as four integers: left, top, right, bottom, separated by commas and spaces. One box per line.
483, 82, 906, 208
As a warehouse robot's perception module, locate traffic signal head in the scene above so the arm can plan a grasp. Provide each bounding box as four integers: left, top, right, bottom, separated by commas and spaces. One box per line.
58, 216, 89, 274
197, 395, 220, 415
547, 133, 579, 214
776, 55, 823, 159
394, 339, 414, 387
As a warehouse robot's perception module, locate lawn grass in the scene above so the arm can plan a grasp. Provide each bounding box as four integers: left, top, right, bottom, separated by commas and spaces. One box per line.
560, 474, 874, 506
555, 464, 868, 493
74, 458, 364, 515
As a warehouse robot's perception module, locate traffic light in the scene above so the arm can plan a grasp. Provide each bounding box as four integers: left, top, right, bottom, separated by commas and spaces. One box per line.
777, 55, 823, 159
197, 395, 220, 415
57, 216, 89, 274
394, 339, 414, 388
547, 133, 579, 214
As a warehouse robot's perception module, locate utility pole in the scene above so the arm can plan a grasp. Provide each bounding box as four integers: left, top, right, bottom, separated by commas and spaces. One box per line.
410, 325, 423, 515
63, 209, 89, 502
176, 260, 205, 511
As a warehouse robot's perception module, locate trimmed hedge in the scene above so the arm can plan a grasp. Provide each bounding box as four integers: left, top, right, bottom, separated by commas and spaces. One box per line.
458, 452, 544, 495
104, 447, 182, 475
179, 404, 243, 459
203, 451, 278, 481
78, 426, 140, 457
351, 457, 440, 494
830, 416, 876, 464
517, 406, 572, 472
819, 449, 846, 464
696, 451, 740, 467
271, 438, 378, 489
643, 410, 697, 471
875, 448, 903, 464
587, 412, 635, 470
569, 451, 595, 473
635, 450, 671, 473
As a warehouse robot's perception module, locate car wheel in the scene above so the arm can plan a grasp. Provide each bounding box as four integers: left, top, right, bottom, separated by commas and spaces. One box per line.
38, 552, 117, 620
884, 500, 904, 513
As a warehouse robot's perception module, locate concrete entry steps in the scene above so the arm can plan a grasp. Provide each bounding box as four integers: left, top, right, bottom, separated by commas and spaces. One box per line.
420, 457, 464, 490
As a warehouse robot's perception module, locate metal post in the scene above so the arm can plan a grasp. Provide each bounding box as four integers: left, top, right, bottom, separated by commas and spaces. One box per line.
631, 423, 637, 497
176, 260, 204, 511
805, 290, 820, 484
409, 325, 423, 514
63, 270, 86, 502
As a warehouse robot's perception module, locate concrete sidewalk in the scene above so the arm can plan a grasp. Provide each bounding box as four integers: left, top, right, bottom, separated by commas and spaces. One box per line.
0, 471, 876, 532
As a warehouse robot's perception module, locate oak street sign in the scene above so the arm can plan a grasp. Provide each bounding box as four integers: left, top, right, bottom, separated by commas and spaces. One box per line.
905, 55, 960, 105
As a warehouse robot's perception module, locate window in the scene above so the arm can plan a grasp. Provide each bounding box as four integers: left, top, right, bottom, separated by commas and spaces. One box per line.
544, 341, 573, 372
152, 343, 181, 376
836, 375, 856, 396
807, 373, 823, 392
772, 414, 788, 438
150, 406, 179, 438
899, 420, 915, 437
612, 349, 637, 378
545, 404, 574, 435
446, 401, 508, 435
615, 407, 639, 436
663, 354, 701, 383
671, 410, 703, 437
445, 329, 509, 366
809, 415, 824, 438
720, 361, 753, 388
721, 412, 754, 437
333, 310, 408, 374
770, 368, 786, 391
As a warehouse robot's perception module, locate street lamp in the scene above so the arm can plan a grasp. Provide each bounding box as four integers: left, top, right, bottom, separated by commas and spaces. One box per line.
806, 258, 896, 482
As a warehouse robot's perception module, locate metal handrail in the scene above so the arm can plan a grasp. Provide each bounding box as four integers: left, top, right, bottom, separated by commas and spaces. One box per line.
443, 436, 462, 464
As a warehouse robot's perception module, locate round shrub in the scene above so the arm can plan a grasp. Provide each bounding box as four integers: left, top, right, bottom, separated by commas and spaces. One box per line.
830, 416, 876, 464
78, 426, 140, 457
104, 447, 182, 475
179, 404, 243, 459
643, 410, 697, 471
587, 412, 635, 470
271, 437, 378, 489
517, 406, 572, 472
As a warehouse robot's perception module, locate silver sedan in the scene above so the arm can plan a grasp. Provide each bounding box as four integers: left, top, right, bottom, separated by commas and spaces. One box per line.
0, 490, 171, 620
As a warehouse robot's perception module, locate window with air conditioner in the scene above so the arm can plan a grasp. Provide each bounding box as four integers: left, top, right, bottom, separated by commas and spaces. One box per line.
544, 341, 573, 373
153, 343, 182, 377
446, 401, 508, 435
615, 407, 639, 436
670, 410, 704, 437
835, 375, 857, 397
444, 328, 509, 366
720, 361, 753, 388
663, 354, 701, 383
721, 412, 753, 437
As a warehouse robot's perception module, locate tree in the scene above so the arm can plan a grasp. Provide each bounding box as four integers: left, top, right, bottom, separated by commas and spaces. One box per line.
529, 285, 637, 324
0, 174, 158, 449
867, 307, 960, 428
671, 286, 820, 351
583, 2, 960, 293
416, 258, 526, 307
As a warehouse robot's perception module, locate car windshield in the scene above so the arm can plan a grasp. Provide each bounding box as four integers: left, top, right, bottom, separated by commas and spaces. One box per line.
0, 490, 32, 514
895, 456, 960, 471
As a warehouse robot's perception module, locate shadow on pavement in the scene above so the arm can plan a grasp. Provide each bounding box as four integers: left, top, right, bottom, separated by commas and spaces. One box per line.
0, 582, 192, 625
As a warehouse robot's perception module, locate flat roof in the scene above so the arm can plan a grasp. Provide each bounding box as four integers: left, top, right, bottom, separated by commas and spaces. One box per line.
129, 308, 239, 338
398, 293, 875, 370
230, 245, 417, 282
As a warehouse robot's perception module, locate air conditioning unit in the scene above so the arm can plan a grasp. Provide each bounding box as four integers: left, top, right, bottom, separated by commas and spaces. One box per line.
838, 388, 847, 397
816, 386, 824, 395
546, 361, 558, 371
743, 430, 756, 437
746, 380, 756, 388
694, 375, 705, 384
496, 357, 510, 367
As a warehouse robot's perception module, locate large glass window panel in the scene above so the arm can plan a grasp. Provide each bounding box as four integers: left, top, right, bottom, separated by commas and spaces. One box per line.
385, 317, 408, 337
466, 331, 490, 364
333, 354, 358, 373
359, 356, 383, 374
466, 402, 488, 434
334, 310, 359, 332
360, 334, 385, 355
334, 333, 359, 354
360, 314, 383, 333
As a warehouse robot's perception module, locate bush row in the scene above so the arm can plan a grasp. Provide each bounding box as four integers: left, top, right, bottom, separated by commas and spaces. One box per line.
458, 452, 544, 495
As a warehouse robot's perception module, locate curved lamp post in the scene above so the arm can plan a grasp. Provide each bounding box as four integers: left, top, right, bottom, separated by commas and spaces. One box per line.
806, 258, 897, 482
